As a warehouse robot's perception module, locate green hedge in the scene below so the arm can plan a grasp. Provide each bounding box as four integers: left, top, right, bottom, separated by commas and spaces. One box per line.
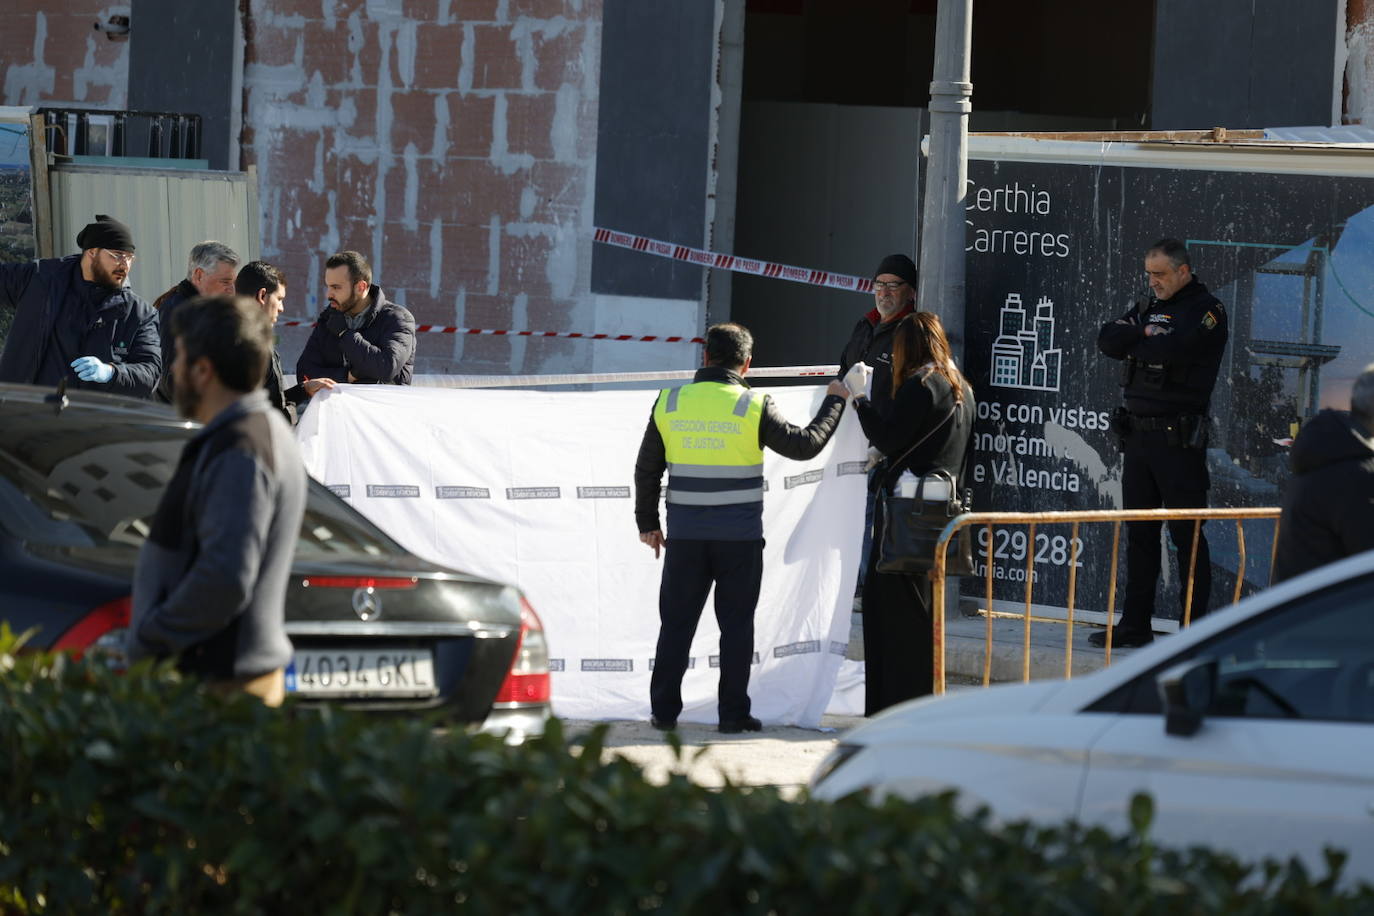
0, 627, 1368, 914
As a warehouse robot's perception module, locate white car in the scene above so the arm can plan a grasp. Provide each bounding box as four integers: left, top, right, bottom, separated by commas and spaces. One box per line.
811, 550, 1374, 883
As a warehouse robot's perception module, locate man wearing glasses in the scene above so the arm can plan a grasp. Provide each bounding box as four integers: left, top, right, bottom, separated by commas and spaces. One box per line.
837, 253, 919, 610
839, 254, 919, 412
0, 214, 161, 398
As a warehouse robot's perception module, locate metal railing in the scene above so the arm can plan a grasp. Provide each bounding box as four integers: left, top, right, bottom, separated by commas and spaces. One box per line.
929, 508, 1282, 694
38, 107, 202, 160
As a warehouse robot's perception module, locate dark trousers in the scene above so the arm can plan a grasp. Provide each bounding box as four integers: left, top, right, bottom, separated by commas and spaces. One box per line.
861, 493, 934, 716
1121, 431, 1212, 632
650, 538, 763, 723
856, 468, 879, 597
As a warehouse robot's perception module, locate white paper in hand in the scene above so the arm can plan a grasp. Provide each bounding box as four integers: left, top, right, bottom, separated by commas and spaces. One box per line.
843, 361, 873, 399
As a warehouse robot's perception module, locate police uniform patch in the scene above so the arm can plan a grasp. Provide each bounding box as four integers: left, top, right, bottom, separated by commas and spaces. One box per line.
1202, 311, 1217, 330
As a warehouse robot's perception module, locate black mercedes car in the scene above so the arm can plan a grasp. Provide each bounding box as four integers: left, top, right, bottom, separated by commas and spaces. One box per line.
0, 383, 549, 740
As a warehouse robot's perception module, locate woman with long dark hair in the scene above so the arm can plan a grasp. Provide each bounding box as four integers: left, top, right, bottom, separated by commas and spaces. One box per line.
852, 312, 975, 715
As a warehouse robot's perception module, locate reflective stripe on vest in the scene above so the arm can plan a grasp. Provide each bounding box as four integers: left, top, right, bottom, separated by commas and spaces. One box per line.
654, 380, 765, 507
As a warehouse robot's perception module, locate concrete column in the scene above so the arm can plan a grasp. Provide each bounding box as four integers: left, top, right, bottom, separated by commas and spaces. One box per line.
704, 0, 746, 328
917, 0, 973, 357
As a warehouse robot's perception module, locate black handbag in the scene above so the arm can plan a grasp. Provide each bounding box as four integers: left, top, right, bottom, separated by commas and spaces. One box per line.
874, 405, 976, 577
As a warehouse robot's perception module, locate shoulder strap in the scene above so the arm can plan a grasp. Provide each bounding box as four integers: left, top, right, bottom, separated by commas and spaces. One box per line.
957, 401, 975, 492
881, 401, 959, 489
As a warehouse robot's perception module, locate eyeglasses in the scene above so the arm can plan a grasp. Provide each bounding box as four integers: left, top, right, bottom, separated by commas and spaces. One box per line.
103, 250, 136, 265
872, 280, 907, 292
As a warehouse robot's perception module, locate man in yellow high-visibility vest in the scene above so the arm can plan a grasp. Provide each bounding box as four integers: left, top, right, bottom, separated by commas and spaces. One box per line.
634, 323, 851, 733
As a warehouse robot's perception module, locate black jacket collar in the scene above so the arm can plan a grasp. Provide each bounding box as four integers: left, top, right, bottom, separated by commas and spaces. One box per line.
693, 365, 749, 388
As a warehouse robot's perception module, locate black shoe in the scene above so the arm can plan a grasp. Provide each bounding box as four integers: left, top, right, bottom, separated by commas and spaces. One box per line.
649, 715, 677, 731
1087, 628, 1154, 649
718, 716, 762, 734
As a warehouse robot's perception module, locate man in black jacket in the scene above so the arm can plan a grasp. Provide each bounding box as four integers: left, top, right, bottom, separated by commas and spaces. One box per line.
0, 214, 160, 398
296, 250, 415, 385
837, 253, 918, 607
1273, 366, 1374, 582
153, 240, 241, 403
838, 253, 918, 415
1095, 238, 1229, 648
235, 260, 335, 424
634, 323, 851, 733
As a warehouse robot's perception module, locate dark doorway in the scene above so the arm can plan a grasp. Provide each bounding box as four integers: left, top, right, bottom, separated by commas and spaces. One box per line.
743, 0, 1153, 123
733, 0, 1154, 368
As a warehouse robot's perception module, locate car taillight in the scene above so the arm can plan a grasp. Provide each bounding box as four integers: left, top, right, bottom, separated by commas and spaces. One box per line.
53, 595, 131, 668
300, 576, 418, 589
493, 597, 551, 705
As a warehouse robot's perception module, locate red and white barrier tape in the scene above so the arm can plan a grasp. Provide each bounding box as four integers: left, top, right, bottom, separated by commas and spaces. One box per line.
593, 227, 874, 294
276, 233, 871, 342
282, 365, 841, 389
277, 318, 705, 345
405, 366, 840, 388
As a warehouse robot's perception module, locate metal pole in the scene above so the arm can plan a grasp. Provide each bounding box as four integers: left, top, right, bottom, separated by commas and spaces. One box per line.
917, 0, 973, 356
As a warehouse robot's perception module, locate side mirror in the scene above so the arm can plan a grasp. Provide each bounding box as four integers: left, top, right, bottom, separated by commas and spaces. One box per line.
1156, 656, 1217, 737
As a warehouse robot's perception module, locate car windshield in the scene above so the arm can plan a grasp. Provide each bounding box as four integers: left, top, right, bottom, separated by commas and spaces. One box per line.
0, 411, 406, 562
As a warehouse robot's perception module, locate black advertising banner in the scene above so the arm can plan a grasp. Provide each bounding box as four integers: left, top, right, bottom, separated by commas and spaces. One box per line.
960, 148, 1374, 620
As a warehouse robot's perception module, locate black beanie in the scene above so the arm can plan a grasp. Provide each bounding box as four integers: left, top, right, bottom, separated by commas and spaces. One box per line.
874, 253, 918, 289
76, 214, 136, 252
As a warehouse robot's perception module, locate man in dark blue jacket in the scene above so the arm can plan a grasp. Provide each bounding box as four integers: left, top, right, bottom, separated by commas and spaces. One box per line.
0, 214, 160, 398
295, 250, 415, 385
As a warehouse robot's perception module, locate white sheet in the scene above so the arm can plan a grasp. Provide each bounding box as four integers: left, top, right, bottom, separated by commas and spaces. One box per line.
295, 383, 868, 725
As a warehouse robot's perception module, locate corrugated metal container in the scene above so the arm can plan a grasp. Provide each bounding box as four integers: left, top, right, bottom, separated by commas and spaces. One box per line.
48, 164, 259, 303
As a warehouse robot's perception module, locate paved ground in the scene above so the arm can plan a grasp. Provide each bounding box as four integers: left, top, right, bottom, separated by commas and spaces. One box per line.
564, 714, 865, 797
564, 606, 1148, 796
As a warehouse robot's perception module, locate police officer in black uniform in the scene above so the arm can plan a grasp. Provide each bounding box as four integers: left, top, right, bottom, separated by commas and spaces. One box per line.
1094, 238, 1229, 648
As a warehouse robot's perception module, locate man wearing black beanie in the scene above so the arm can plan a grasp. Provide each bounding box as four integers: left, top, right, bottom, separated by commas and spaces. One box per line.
837, 252, 919, 611
840, 253, 919, 409
0, 214, 161, 397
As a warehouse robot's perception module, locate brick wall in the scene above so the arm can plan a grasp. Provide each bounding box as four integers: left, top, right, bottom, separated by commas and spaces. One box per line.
2, 4, 129, 108
2, 1, 604, 377
243, 0, 604, 376
1348, 0, 1374, 125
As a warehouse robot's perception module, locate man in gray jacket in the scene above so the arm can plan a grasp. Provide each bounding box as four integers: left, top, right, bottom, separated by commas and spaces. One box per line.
129, 295, 306, 705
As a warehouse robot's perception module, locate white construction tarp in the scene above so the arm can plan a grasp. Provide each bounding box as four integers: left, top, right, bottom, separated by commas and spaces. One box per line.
295, 383, 867, 725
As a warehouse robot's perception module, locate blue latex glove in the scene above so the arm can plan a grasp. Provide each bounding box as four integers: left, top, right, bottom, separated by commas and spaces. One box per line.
71, 356, 115, 384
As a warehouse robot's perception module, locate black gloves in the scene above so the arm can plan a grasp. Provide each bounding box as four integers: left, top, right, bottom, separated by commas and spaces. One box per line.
322, 307, 350, 338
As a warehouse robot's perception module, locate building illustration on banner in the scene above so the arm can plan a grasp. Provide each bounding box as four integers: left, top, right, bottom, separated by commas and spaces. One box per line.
991, 293, 1062, 392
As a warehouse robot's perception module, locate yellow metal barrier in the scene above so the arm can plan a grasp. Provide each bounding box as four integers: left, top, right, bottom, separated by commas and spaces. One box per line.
929, 507, 1282, 695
